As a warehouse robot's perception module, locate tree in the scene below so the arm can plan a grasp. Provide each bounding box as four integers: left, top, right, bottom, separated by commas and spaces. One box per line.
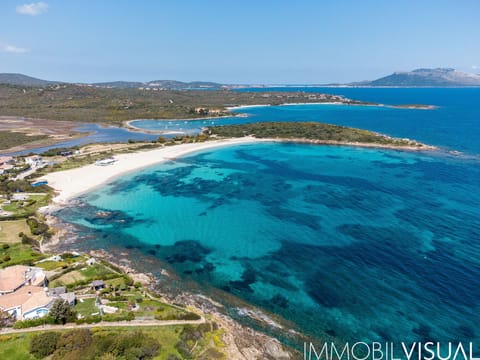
29, 332, 59, 358
49, 299, 76, 324
0, 310, 15, 329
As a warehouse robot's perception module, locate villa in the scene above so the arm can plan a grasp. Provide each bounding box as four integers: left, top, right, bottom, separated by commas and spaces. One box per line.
0, 267, 76, 320
0, 265, 47, 295
0, 285, 53, 320
24, 155, 44, 168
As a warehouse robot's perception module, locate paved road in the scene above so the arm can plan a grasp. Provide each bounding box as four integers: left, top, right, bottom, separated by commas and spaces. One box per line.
0, 318, 205, 335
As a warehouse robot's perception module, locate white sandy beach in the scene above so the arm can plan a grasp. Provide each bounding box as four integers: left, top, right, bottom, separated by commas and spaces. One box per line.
42, 137, 263, 204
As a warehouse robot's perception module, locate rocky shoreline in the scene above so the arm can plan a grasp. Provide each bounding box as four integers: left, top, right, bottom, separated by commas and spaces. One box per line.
42, 217, 299, 359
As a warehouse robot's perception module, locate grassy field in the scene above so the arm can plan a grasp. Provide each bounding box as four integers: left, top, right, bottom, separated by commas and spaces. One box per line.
50, 270, 86, 286
36, 260, 68, 271
50, 262, 121, 288
0, 243, 44, 268
74, 298, 98, 317
0, 220, 31, 243
0, 333, 34, 360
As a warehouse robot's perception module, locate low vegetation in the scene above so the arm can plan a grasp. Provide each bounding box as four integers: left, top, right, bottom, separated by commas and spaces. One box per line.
0, 83, 353, 124
207, 121, 427, 147
0, 325, 224, 359
0, 131, 47, 151
0, 178, 50, 195
0, 242, 44, 268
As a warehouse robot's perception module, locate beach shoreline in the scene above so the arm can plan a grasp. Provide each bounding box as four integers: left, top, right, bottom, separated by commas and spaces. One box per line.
41, 135, 436, 206
41, 137, 266, 205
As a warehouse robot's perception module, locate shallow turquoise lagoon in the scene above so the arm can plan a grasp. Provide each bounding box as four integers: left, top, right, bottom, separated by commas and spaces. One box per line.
57, 141, 480, 345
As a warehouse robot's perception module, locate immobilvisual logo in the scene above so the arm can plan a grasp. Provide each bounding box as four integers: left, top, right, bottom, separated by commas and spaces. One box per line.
304, 342, 480, 360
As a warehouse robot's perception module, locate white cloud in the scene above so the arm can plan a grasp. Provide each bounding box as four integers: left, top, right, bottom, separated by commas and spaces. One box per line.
1, 44, 29, 53
472, 65, 479, 70
16, 2, 48, 16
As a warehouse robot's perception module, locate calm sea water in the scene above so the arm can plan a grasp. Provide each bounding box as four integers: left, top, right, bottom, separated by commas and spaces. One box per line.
132, 88, 480, 155
56, 89, 480, 348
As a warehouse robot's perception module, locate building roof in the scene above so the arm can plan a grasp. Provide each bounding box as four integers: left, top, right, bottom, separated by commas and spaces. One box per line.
91, 280, 105, 287
0, 285, 52, 314
49, 286, 66, 296
0, 265, 46, 293
59, 292, 76, 304
0, 156, 13, 164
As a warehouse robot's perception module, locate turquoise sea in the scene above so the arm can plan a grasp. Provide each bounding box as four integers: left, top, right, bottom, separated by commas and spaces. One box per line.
56, 89, 480, 348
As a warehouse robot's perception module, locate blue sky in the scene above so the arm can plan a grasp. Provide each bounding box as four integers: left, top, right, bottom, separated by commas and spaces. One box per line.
1, 0, 479, 83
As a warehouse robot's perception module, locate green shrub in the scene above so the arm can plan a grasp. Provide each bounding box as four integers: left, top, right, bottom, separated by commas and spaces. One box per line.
14, 316, 55, 329
26, 218, 49, 236
21, 233, 38, 246
102, 312, 134, 322
85, 316, 102, 324
53, 328, 93, 360
180, 312, 201, 321
29, 332, 60, 358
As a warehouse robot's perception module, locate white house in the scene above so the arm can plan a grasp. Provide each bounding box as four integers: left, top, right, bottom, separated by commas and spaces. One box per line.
0, 265, 47, 295
0, 285, 53, 320
24, 156, 43, 168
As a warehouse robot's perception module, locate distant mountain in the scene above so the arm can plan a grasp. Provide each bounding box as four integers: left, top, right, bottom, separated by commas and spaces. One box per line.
0, 73, 228, 90
353, 68, 480, 87
4, 69, 479, 89
92, 80, 226, 90
0, 73, 60, 87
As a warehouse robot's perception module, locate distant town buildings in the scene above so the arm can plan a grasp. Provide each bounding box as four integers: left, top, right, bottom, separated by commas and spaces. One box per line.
194, 107, 224, 115
0, 156, 16, 175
